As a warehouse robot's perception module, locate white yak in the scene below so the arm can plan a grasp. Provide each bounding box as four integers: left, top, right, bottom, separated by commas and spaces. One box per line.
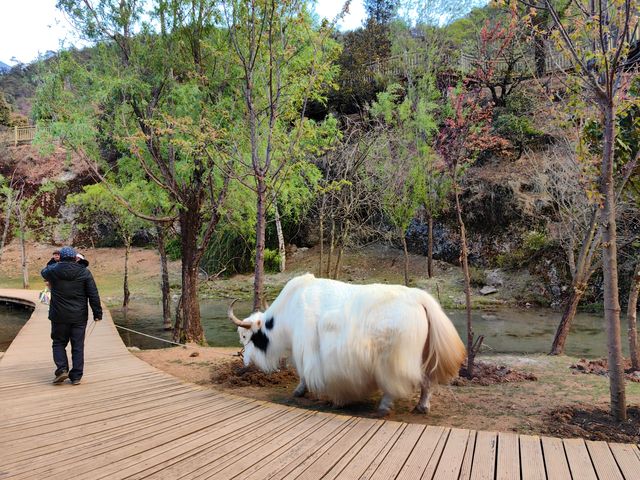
229, 273, 465, 415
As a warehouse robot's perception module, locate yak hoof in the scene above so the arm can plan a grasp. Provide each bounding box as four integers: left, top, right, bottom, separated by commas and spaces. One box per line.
292, 389, 306, 398
374, 408, 391, 418
412, 404, 430, 415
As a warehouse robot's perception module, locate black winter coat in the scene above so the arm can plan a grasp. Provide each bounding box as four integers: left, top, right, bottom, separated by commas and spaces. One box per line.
41, 260, 103, 324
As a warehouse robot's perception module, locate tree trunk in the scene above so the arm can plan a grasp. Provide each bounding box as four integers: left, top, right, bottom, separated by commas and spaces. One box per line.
253, 176, 267, 311
17, 207, 28, 289
600, 102, 626, 421
550, 208, 600, 355
333, 220, 349, 280
550, 283, 586, 355
627, 261, 640, 371
0, 190, 13, 264
455, 185, 476, 378
20, 234, 28, 289
157, 224, 172, 331
122, 241, 131, 310
318, 211, 324, 277
333, 247, 343, 280
427, 213, 433, 278
274, 199, 286, 272
533, 2, 547, 77
402, 230, 409, 286
174, 208, 205, 345
326, 216, 335, 277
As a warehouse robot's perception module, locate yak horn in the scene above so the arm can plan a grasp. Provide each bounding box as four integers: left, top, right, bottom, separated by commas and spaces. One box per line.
228, 299, 252, 329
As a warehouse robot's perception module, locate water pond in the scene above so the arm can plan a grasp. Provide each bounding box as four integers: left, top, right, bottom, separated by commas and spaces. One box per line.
0, 301, 34, 351
110, 299, 624, 359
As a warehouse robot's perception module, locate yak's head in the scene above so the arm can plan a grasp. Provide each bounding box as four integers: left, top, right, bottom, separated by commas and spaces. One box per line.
228, 300, 279, 372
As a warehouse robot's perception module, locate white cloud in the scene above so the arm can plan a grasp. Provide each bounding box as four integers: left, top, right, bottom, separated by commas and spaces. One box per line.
0, 1, 85, 65
314, 0, 366, 31
0, 0, 366, 66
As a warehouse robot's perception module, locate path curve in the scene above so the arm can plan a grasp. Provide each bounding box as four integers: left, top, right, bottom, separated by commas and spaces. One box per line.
1, 289, 638, 479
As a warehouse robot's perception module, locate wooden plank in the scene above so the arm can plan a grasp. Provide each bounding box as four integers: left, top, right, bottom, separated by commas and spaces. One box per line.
133, 410, 337, 480
263, 417, 364, 480
294, 420, 386, 480
257, 417, 357, 480
541, 436, 571, 480
294, 418, 380, 480
3, 394, 239, 470
7, 397, 256, 478
496, 432, 520, 480
240, 414, 349, 480
563, 438, 597, 480
396, 426, 447, 480
609, 443, 640, 479
469, 430, 496, 480
586, 440, 624, 480
458, 430, 477, 480
324, 420, 403, 479
366, 423, 424, 480
432, 428, 471, 480
184, 410, 324, 479
74, 406, 298, 480
520, 435, 545, 480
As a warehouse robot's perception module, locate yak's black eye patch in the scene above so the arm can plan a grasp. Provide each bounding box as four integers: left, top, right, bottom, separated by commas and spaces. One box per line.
265, 317, 274, 330
250, 329, 270, 352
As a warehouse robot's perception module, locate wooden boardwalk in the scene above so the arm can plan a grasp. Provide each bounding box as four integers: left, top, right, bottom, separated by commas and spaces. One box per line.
1, 289, 639, 479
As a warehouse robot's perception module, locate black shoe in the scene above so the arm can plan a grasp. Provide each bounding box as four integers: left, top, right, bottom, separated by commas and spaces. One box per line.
70, 378, 81, 385
53, 370, 69, 384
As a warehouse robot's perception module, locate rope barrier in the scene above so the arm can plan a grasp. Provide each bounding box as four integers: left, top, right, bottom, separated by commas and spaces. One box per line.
113, 323, 243, 358
114, 324, 187, 347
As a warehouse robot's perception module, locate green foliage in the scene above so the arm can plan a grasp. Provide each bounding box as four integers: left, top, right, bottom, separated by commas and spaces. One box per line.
0, 92, 13, 126
468, 266, 486, 287
263, 248, 281, 273
496, 230, 550, 268
165, 237, 182, 262
67, 183, 150, 246
493, 113, 541, 148
200, 227, 254, 276
0, 91, 27, 127
9, 180, 60, 244
524, 230, 549, 252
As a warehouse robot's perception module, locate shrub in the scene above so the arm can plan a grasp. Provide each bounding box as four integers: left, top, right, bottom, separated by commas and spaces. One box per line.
263, 248, 281, 273
523, 230, 549, 252
494, 230, 550, 269
468, 267, 486, 287
165, 237, 182, 261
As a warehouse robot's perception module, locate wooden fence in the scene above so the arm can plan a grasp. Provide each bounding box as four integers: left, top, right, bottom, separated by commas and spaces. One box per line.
361, 46, 575, 82
0, 125, 41, 146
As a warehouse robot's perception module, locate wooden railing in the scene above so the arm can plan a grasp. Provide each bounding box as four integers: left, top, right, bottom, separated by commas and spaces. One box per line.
0, 125, 41, 146
362, 46, 575, 81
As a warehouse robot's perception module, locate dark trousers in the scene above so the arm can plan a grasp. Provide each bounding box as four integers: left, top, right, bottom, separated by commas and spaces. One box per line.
51, 322, 87, 381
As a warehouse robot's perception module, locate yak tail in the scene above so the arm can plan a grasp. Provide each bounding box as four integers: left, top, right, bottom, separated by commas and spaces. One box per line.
421, 293, 466, 384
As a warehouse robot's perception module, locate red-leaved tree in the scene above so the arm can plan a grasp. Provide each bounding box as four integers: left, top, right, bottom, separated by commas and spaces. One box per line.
436, 86, 510, 378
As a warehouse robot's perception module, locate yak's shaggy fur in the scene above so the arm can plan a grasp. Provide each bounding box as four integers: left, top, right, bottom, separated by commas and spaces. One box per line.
237, 274, 466, 410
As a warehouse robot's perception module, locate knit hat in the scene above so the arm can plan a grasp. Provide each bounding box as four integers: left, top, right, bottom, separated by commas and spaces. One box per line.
59, 246, 77, 259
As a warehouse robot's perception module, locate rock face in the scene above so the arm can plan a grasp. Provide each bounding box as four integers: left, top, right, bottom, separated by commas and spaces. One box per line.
406, 164, 552, 268
0, 144, 95, 245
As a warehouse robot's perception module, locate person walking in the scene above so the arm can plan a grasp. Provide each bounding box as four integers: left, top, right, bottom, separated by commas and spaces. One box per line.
41, 246, 102, 385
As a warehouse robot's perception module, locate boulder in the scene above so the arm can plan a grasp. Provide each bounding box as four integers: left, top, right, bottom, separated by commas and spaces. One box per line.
479, 285, 498, 295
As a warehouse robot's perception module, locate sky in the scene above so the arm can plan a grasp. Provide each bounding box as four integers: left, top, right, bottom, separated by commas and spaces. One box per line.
0, 0, 366, 66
